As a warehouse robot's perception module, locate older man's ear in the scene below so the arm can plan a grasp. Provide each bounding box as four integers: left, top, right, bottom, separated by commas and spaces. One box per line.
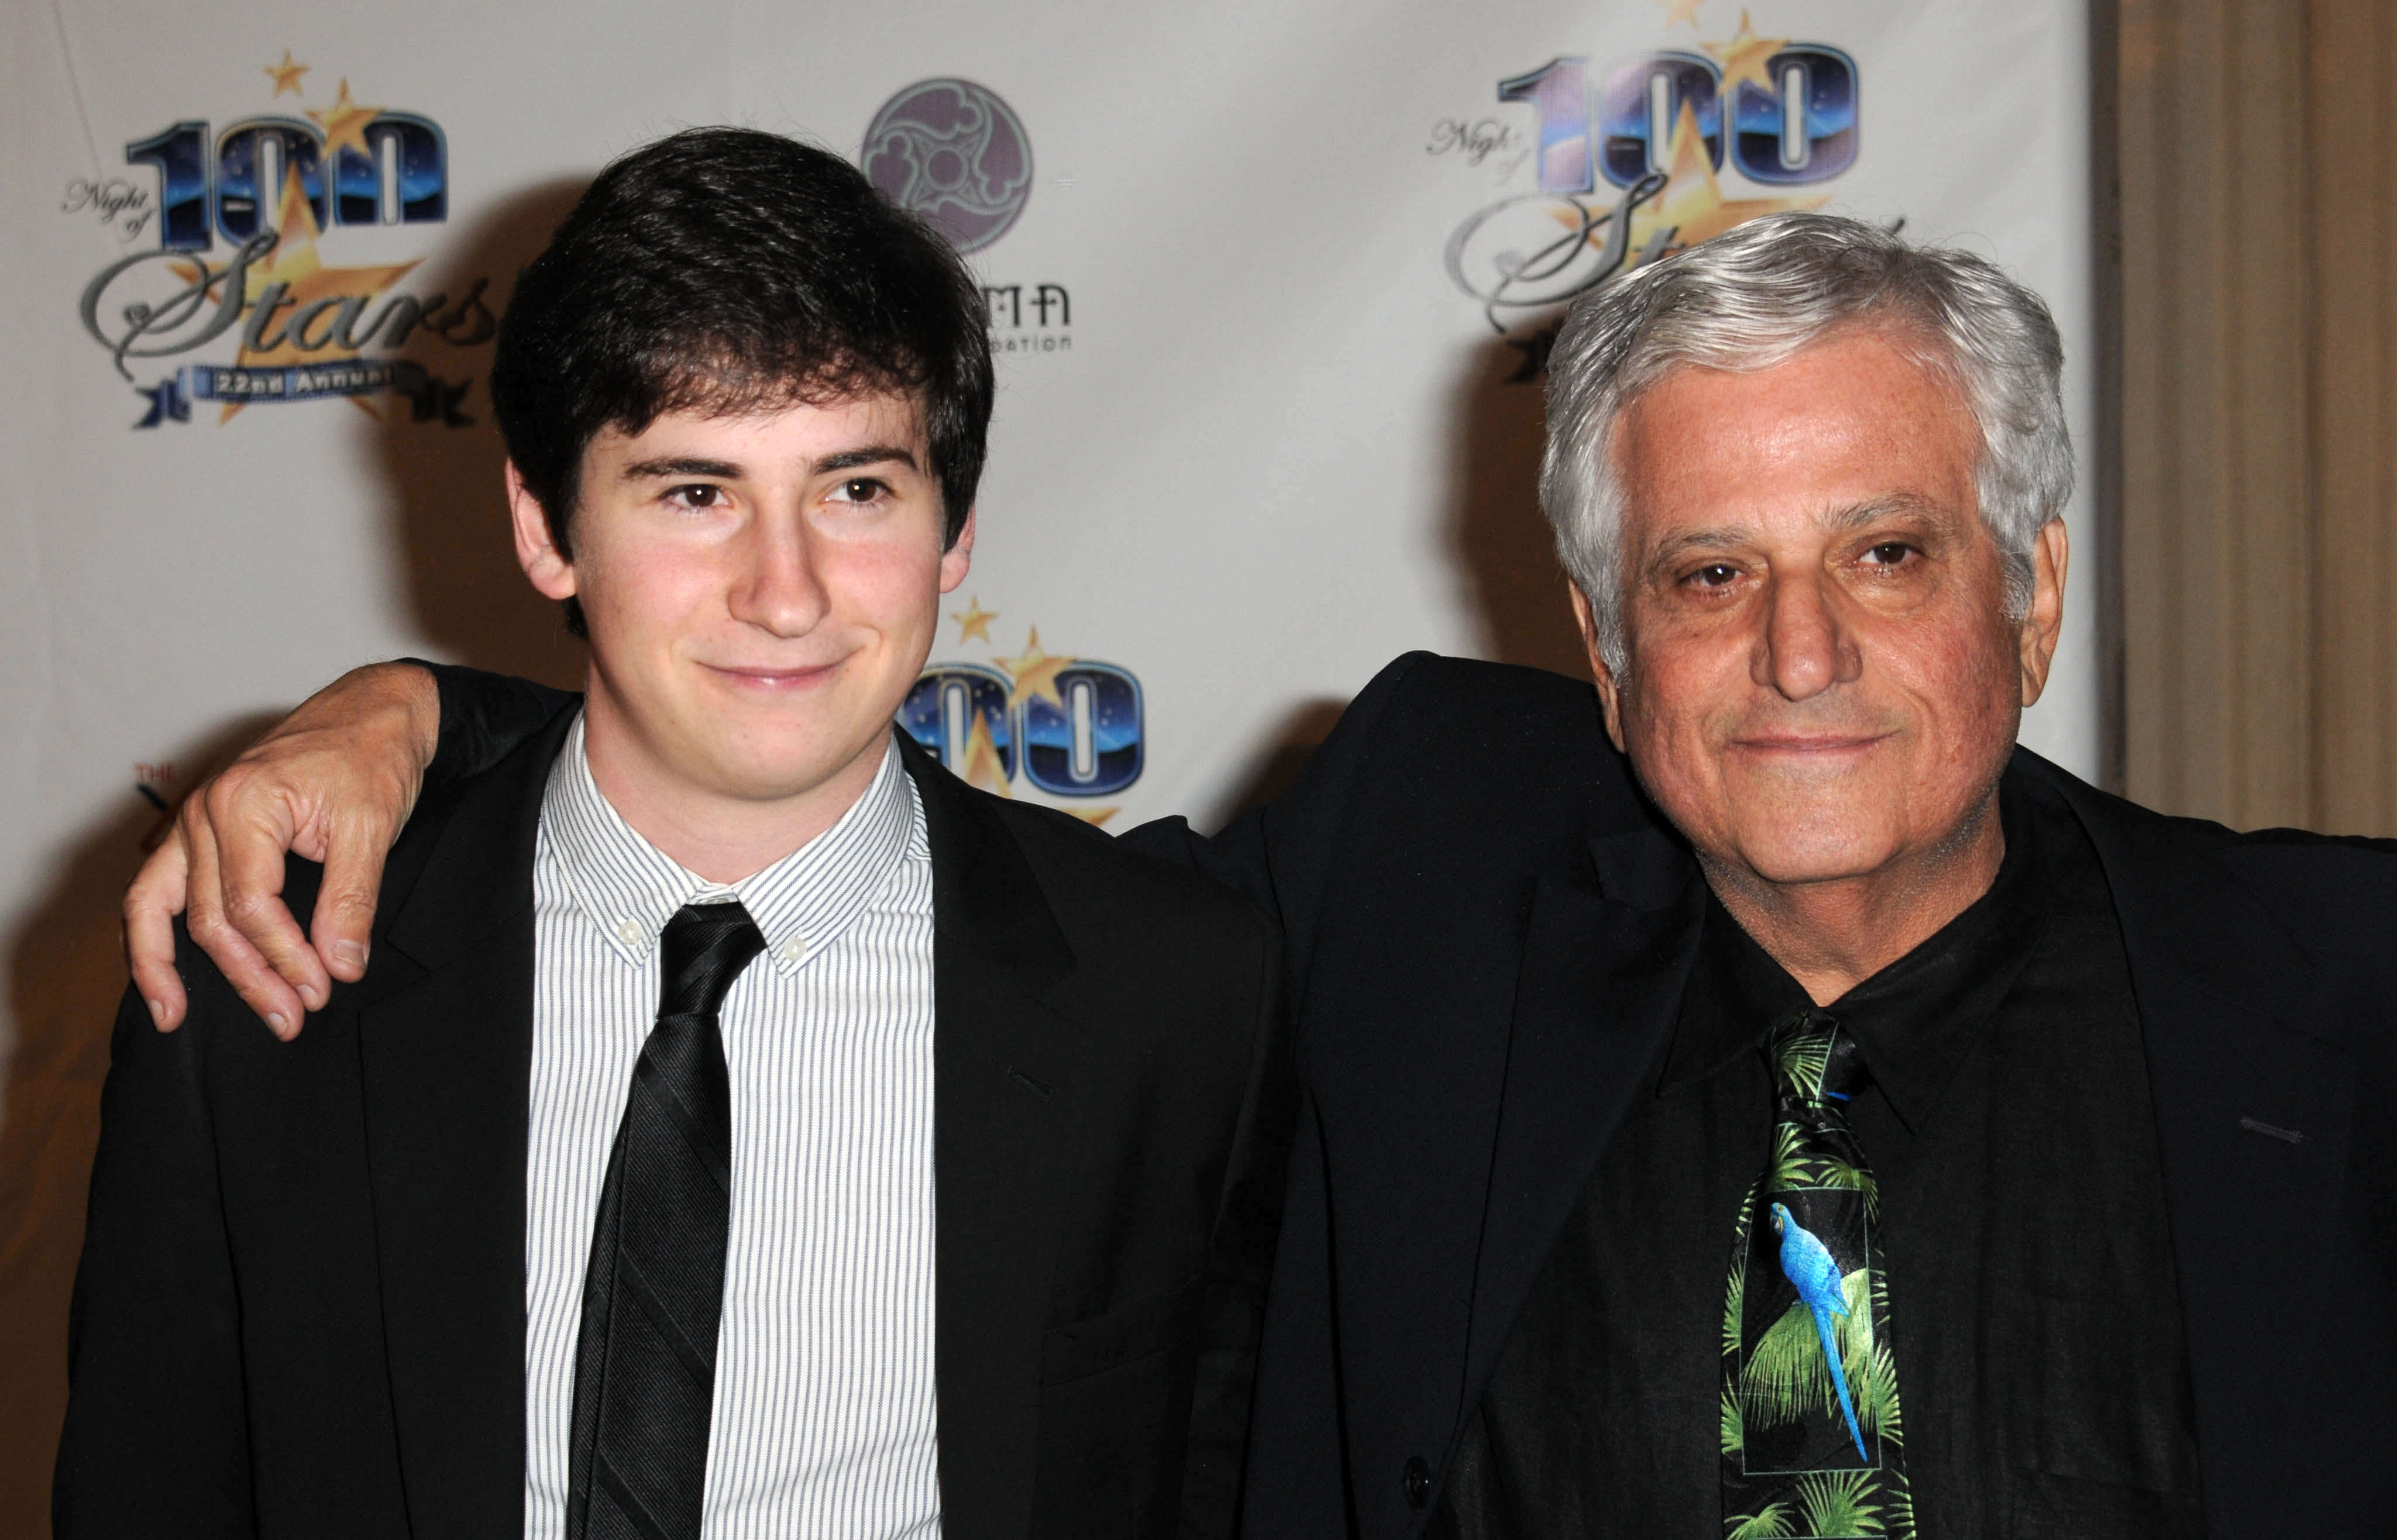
1569, 581, 1631, 755
2017, 518, 2071, 708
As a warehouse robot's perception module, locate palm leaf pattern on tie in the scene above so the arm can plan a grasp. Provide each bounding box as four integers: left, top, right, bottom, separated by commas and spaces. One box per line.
1727, 1501, 1798, 1538
1723, 1015, 1916, 1540
1765, 1123, 1881, 1219
1794, 1470, 1884, 1536
1741, 1272, 1876, 1430
1777, 1032, 1833, 1101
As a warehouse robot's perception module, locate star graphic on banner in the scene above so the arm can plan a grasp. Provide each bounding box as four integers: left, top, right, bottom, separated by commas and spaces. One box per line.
995, 628, 1074, 710
1660, 0, 1705, 26
132, 376, 190, 428
174, 161, 418, 421
264, 50, 310, 97
952, 596, 998, 643
957, 711, 1013, 797
1703, 8, 1791, 97
308, 78, 384, 164
1566, 99, 1827, 274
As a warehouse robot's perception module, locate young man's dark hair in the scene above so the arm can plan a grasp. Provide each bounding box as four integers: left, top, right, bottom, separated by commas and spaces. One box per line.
489, 126, 993, 631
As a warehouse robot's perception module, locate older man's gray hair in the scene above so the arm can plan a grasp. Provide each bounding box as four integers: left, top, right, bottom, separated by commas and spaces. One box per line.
1541, 211, 2073, 675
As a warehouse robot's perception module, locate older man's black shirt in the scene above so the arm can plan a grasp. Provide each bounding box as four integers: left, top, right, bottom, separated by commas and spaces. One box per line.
1429, 772, 2205, 1538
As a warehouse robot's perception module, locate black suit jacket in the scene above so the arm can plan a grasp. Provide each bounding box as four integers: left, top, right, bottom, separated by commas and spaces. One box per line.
57, 709, 1291, 1540
1131, 652, 2396, 1540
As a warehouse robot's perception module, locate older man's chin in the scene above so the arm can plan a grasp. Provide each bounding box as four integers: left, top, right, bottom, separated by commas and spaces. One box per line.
1669, 765, 1947, 884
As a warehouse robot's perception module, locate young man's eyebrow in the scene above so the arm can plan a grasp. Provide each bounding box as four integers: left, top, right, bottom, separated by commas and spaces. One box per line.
813, 445, 920, 475
616, 446, 921, 481
620, 456, 742, 480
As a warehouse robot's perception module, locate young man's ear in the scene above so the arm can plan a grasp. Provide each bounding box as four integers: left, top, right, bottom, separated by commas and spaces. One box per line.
938, 505, 977, 593
506, 461, 577, 602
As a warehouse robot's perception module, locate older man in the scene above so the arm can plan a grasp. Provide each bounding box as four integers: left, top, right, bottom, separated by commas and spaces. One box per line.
126, 215, 2394, 1538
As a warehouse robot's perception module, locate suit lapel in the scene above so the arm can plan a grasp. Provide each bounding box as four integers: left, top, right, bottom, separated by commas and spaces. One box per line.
1463, 824, 1703, 1409
2030, 757, 2358, 1532
904, 738, 1090, 1540
357, 711, 574, 1538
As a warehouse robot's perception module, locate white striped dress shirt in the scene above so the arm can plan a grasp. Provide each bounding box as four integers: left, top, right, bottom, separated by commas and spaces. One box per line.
524, 714, 941, 1538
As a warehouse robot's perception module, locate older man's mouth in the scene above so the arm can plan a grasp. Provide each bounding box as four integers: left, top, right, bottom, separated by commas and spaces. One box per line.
1728, 731, 1894, 756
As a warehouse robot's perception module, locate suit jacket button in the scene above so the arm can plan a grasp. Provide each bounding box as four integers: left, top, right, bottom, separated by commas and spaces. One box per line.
1404, 1455, 1432, 1508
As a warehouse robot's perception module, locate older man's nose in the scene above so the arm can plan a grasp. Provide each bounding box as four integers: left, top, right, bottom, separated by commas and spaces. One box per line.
1754, 575, 1859, 701
729, 518, 831, 638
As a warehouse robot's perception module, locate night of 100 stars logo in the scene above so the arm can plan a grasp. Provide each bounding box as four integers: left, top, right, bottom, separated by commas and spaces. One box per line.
1436, 1, 1860, 378
68, 51, 491, 428
900, 598, 1145, 823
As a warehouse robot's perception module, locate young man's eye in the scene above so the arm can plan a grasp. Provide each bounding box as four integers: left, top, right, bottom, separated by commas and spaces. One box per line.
667, 484, 724, 510
831, 477, 888, 504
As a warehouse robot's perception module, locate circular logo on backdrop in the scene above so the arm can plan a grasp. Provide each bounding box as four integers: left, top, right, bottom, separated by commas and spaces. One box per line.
862, 78, 1034, 252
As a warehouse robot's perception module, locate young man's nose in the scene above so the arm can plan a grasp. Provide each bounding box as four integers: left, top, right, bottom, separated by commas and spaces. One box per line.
727, 515, 832, 637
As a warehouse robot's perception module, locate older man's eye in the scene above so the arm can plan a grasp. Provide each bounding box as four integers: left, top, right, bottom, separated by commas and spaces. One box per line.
1862, 542, 1915, 566
1688, 563, 1741, 588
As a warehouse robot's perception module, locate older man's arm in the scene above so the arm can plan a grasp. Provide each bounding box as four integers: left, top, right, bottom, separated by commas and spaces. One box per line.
133, 648, 1423, 1040
123, 660, 572, 1033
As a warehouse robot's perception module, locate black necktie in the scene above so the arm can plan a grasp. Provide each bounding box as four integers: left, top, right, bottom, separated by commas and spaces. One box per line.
568, 900, 766, 1540
1721, 1013, 1915, 1539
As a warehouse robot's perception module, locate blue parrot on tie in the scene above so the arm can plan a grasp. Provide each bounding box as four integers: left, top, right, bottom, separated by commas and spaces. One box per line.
1770, 1201, 1868, 1462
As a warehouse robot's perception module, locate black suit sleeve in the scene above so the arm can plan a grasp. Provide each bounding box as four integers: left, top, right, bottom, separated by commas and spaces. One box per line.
54, 964, 255, 1538
1177, 922, 1296, 1536
1120, 650, 1429, 983
407, 659, 578, 792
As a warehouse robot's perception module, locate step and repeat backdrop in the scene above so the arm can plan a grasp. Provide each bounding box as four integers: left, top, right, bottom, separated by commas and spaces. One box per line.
2, 0, 2093, 1521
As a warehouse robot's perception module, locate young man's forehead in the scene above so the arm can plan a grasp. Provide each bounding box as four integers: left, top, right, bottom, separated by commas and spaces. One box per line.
594, 388, 930, 460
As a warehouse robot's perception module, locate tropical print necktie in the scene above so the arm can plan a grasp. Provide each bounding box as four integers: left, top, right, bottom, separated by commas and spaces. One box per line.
1721, 1012, 1915, 1539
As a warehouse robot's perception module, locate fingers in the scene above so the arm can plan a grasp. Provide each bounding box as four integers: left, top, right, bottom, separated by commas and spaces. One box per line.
123, 836, 192, 1031
137, 663, 436, 1041
182, 785, 309, 1040
217, 771, 336, 1031
308, 812, 388, 984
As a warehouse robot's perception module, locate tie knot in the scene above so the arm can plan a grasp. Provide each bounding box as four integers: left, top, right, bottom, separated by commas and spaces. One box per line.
658, 900, 766, 1021
1764, 1011, 1869, 1108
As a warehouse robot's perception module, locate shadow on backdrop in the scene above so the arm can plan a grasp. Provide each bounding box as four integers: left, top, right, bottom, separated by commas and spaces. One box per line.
364, 174, 593, 688
1202, 697, 1353, 833
1444, 332, 1595, 685
0, 178, 595, 1535
0, 712, 281, 1536
1198, 335, 1596, 833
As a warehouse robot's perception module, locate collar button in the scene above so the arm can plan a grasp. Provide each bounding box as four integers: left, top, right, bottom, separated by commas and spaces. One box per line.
775, 937, 806, 966
616, 919, 645, 948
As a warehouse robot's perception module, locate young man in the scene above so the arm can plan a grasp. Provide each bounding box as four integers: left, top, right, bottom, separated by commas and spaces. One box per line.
58, 129, 1288, 1540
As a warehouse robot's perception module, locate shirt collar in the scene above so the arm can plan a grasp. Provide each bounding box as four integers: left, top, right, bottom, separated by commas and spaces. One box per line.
1660, 773, 2058, 1130
539, 712, 923, 976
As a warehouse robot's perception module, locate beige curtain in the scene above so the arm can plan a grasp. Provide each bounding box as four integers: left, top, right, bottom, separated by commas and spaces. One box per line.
2119, 0, 2397, 832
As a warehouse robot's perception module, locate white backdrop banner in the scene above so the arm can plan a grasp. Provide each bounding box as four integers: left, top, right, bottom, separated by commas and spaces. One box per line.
3, 0, 2092, 1522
